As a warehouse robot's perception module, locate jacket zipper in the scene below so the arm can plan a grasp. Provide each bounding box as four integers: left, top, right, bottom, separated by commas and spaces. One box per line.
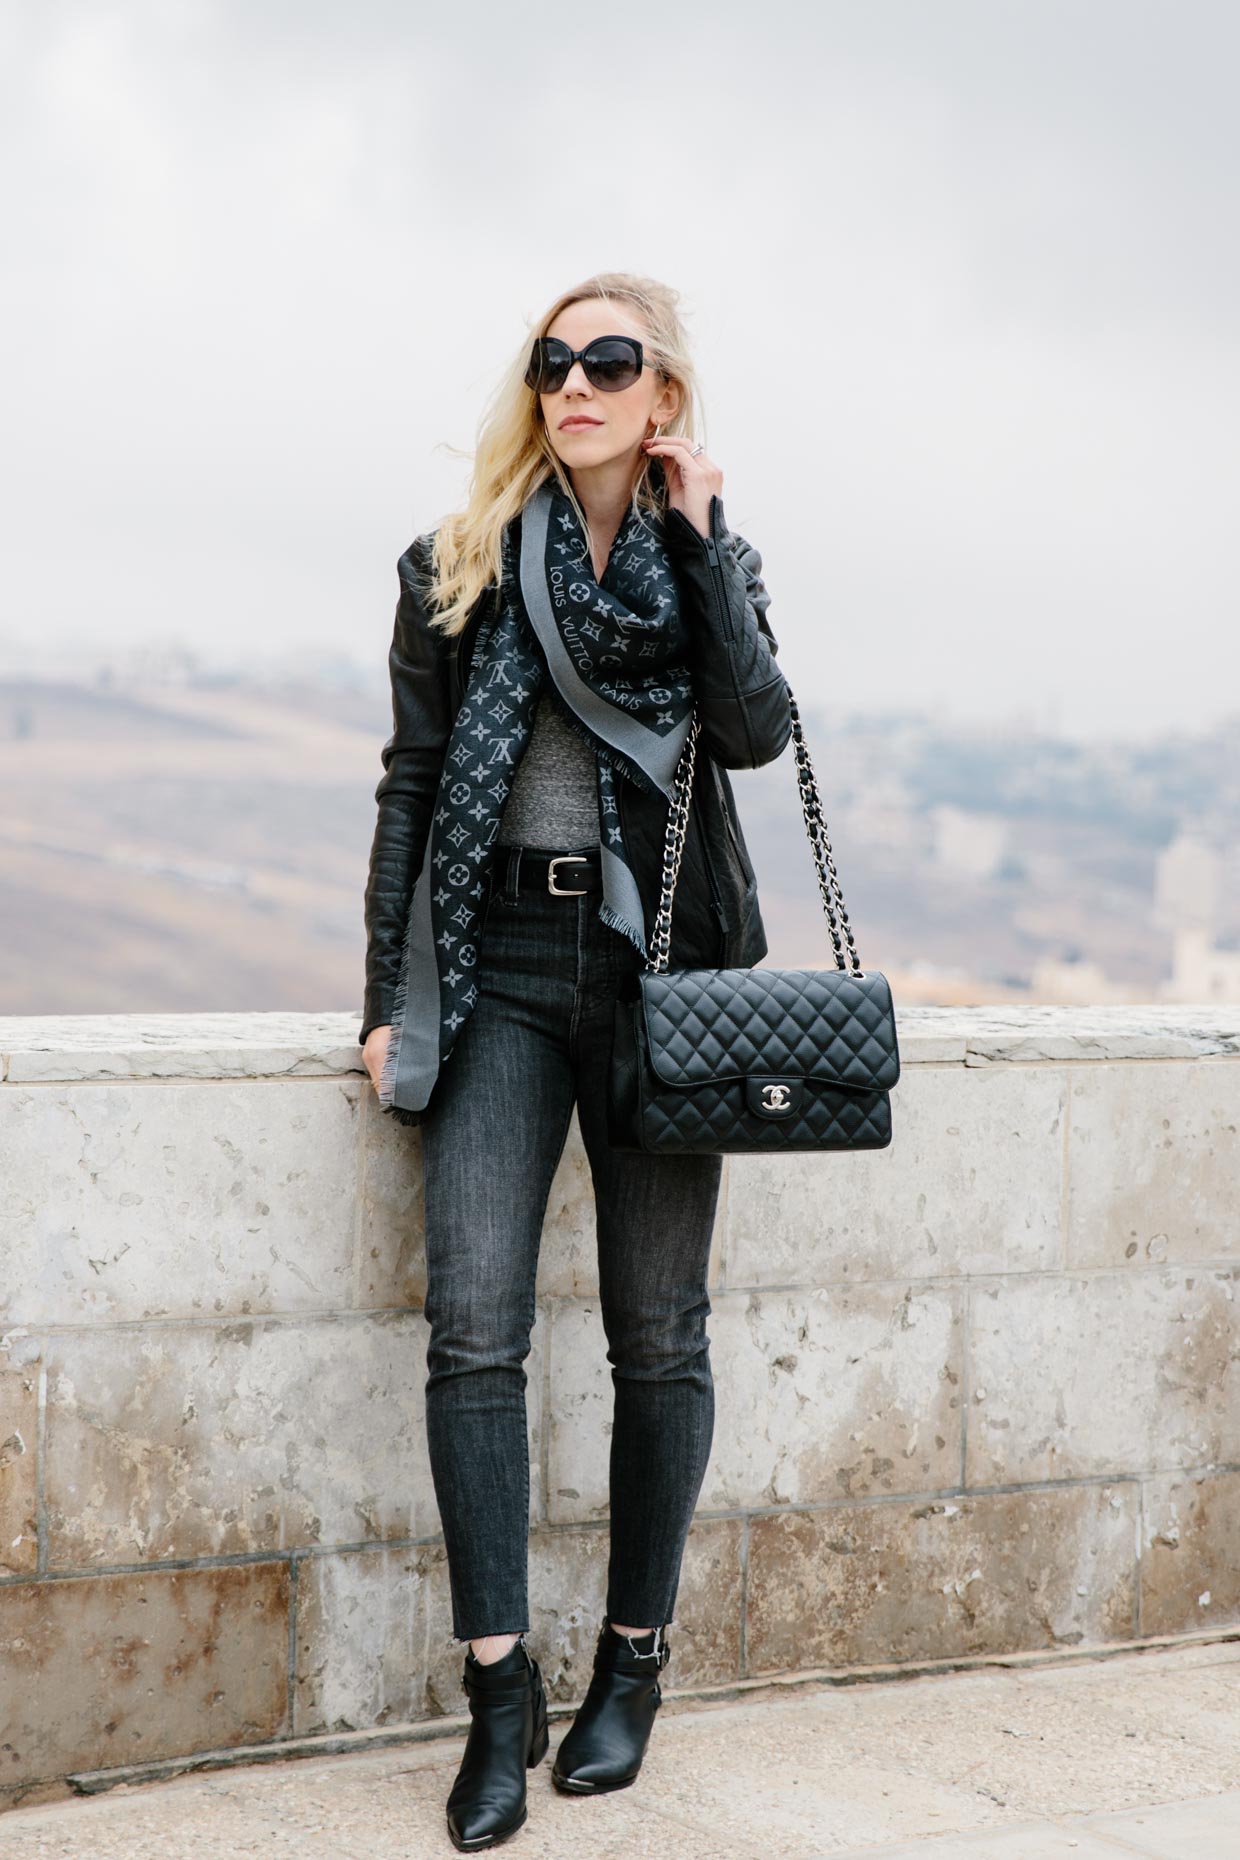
700, 514, 761, 764
701, 531, 735, 642
689, 775, 729, 939
696, 521, 745, 907
699, 822, 728, 939
711, 759, 749, 877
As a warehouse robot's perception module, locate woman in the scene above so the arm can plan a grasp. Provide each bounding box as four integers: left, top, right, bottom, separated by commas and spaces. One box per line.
359, 271, 791, 1851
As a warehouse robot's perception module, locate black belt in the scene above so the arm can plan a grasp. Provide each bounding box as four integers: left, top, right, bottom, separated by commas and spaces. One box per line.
490, 848, 603, 895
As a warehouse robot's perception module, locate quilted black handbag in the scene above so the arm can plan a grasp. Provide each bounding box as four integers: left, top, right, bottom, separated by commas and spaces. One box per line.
606, 685, 900, 1154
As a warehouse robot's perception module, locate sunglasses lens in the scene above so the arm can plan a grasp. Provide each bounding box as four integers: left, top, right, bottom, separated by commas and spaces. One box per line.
526, 338, 571, 392
583, 338, 642, 391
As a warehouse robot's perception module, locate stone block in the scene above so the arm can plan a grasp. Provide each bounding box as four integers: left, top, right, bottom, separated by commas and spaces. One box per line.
355, 1090, 426, 1310
967, 1268, 1240, 1485
0, 1561, 288, 1788
0, 1327, 40, 1576
0, 1080, 360, 1326
1067, 1060, 1240, 1268
293, 1539, 450, 1735
724, 1066, 1066, 1287
745, 1482, 1138, 1672
711, 1285, 963, 1510
1142, 1468, 1240, 1635
44, 1311, 545, 1564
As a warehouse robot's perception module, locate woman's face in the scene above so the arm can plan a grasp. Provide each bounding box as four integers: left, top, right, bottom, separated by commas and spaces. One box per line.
538, 299, 680, 473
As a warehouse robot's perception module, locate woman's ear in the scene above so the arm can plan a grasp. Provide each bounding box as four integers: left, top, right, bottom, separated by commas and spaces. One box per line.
654, 377, 683, 426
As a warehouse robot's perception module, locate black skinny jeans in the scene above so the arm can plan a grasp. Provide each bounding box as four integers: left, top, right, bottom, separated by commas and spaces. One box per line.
419, 844, 723, 1644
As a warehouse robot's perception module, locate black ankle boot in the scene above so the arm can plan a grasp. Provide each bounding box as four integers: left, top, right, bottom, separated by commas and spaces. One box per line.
446, 1634, 549, 1851
550, 1617, 670, 1794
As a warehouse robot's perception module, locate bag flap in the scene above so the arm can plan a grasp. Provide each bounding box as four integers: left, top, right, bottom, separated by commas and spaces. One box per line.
639, 966, 900, 1093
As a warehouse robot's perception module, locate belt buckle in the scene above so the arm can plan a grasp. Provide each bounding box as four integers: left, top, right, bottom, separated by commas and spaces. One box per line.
547, 854, 590, 896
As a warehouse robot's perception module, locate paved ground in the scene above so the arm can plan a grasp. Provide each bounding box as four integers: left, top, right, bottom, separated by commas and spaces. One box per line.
2, 1639, 1239, 1857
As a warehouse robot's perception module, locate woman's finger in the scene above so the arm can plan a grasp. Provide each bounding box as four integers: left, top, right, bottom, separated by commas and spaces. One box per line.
645, 437, 707, 463
643, 436, 722, 491
643, 438, 715, 469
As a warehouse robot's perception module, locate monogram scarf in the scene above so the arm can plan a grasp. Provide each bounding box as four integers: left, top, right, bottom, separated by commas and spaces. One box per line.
378, 473, 695, 1123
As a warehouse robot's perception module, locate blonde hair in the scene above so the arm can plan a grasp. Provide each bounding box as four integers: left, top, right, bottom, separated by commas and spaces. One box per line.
423, 271, 704, 637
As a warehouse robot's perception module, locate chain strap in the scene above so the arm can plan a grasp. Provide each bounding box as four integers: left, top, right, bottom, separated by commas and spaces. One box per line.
645, 682, 863, 977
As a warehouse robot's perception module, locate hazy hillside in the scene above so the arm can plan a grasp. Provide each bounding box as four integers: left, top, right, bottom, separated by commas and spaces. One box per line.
0, 677, 381, 1022
2, 672, 1236, 1020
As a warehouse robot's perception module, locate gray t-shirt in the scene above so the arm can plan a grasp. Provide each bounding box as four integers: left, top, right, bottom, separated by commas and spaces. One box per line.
495, 691, 599, 847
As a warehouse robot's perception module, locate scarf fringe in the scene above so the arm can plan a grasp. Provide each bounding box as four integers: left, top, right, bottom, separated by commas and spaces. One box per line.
596, 894, 650, 962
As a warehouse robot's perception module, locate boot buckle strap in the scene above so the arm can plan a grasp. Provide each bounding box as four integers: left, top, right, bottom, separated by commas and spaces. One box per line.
462, 1672, 535, 1697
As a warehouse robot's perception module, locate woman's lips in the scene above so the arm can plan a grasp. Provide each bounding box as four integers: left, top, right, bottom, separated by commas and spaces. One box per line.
559, 417, 603, 430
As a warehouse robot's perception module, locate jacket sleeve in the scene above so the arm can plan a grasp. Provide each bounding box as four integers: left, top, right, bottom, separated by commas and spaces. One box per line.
663, 495, 793, 769
359, 536, 454, 1045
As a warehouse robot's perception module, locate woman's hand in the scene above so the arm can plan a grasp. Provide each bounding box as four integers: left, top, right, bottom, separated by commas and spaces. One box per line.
641, 434, 722, 539
362, 1025, 392, 1091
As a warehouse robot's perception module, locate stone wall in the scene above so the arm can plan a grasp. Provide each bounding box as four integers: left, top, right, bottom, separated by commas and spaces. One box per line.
1, 1005, 1238, 1799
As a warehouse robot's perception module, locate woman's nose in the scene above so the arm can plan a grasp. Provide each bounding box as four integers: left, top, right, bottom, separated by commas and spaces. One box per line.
562, 361, 592, 395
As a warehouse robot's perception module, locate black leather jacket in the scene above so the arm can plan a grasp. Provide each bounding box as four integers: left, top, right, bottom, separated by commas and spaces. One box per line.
359, 492, 791, 1045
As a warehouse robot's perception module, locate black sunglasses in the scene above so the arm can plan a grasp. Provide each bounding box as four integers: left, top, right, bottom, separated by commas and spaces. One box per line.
524, 334, 660, 394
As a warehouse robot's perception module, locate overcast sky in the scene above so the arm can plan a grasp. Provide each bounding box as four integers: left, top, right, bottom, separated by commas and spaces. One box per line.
3, 1, 1236, 738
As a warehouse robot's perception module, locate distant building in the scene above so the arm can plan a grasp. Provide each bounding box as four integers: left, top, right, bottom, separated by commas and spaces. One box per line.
1154, 834, 1220, 934
930, 804, 1007, 880
1161, 927, 1240, 1003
